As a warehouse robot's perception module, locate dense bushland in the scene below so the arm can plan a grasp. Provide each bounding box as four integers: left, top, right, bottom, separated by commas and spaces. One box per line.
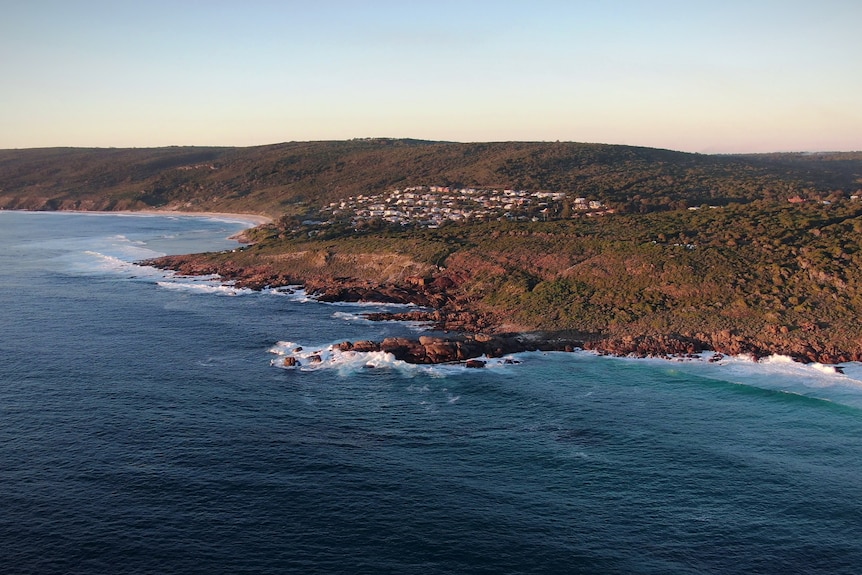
2, 140, 860, 216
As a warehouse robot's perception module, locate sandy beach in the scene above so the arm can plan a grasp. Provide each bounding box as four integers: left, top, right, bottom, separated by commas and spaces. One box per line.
0, 208, 275, 227
108, 209, 273, 226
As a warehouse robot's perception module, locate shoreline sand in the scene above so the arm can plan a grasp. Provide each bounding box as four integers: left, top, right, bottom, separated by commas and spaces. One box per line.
86, 209, 273, 226
1, 208, 273, 227
122, 209, 273, 226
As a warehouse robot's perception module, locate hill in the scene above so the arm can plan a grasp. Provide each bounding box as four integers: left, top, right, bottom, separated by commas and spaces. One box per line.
5, 139, 862, 362
2, 140, 861, 217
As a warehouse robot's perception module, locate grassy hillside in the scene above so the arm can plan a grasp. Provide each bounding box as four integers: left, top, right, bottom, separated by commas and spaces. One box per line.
2, 140, 861, 218
147, 194, 862, 361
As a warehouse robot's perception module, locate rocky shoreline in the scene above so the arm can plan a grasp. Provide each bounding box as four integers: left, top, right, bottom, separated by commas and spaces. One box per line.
287, 331, 851, 369
312, 301, 861, 366
142, 254, 861, 366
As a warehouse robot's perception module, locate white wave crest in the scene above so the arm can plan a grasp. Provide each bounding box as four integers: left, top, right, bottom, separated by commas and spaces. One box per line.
269, 341, 411, 375
156, 280, 252, 296
111, 234, 146, 246
716, 353, 862, 389
264, 287, 313, 302
268, 340, 523, 376
83, 251, 146, 273
70, 250, 172, 280
329, 311, 431, 330
332, 311, 366, 322
318, 299, 418, 309
589, 350, 862, 406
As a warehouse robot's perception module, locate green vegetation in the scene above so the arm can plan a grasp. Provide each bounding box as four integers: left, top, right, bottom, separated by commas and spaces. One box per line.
2, 140, 860, 217
4, 139, 862, 360
212, 197, 862, 359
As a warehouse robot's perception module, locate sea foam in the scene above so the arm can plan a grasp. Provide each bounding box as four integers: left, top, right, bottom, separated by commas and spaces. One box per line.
155, 280, 253, 296
591, 350, 862, 407
268, 340, 522, 377
332, 311, 432, 331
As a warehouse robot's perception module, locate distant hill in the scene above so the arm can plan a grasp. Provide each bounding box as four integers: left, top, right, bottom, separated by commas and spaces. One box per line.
1, 139, 860, 218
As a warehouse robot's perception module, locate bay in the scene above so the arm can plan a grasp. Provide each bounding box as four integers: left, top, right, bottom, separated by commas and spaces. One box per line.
1, 211, 861, 574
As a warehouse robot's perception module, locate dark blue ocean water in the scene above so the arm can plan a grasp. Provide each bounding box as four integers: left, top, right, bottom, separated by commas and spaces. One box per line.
2, 211, 862, 575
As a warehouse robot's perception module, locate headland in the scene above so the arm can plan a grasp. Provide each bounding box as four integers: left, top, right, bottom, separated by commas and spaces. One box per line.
3, 140, 862, 365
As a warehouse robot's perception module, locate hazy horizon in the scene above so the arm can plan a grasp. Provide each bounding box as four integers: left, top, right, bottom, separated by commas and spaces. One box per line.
1, 137, 859, 156
3, 1, 860, 154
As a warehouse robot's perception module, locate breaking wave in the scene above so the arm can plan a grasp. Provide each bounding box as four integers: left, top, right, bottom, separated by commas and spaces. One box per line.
268, 340, 523, 377
155, 280, 254, 296
331, 311, 431, 331
82, 251, 162, 276
593, 350, 862, 408
265, 287, 313, 302
702, 353, 862, 405
75, 248, 253, 296
268, 340, 862, 407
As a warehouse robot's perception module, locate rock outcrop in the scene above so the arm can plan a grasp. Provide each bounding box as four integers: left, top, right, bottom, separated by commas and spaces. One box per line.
332, 333, 580, 365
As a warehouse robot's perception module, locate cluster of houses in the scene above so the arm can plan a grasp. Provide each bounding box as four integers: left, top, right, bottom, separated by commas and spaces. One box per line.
320, 186, 608, 228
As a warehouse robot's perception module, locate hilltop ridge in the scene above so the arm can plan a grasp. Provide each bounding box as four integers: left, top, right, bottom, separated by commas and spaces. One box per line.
2, 139, 860, 218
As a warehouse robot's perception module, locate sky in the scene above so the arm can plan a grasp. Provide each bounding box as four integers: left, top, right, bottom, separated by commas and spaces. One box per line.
2, 0, 860, 153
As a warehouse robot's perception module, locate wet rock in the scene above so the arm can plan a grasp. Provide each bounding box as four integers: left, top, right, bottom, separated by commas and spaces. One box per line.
380, 337, 427, 363
351, 340, 380, 352
465, 359, 486, 368
423, 341, 459, 363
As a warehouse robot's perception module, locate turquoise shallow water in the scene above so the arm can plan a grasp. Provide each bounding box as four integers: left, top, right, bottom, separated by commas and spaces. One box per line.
2, 211, 862, 574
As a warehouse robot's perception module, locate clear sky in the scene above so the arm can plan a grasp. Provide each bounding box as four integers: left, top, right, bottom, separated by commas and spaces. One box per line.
2, 0, 860, 153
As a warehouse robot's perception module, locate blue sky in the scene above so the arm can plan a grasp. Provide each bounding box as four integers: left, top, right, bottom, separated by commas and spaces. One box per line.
2, 0, 860, 152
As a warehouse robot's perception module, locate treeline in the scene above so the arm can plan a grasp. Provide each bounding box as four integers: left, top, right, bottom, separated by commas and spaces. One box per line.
1, 140, 860, 217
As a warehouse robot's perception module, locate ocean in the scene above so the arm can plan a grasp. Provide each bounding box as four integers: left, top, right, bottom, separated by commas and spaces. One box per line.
2, 211, 862, 575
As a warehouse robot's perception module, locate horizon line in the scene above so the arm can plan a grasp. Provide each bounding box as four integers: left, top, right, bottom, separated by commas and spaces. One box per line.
1, 138, 860, 156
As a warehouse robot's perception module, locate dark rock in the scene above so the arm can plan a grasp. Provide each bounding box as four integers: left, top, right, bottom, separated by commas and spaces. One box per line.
465, 359, 486, 368
423, 341, 459, 363
282, 356, 299, 367
380, 337, 427, 363
352, 340, 380, 352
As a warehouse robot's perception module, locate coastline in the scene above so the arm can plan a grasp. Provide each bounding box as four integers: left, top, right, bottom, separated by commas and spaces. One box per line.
2, 208, 272, 246
0, 208, 273, 227
74, 209, 272, 226
141, 251, 862, 366
125, 209, 272, 226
